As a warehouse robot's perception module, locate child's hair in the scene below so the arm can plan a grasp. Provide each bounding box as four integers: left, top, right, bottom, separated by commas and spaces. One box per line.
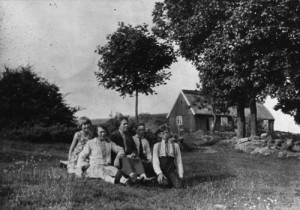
158, 124, 170, 132
155, 129, 162, 140
136, 123, 145, 130
97, 124, 109, 135
78, 116, 92, 128
116, 115, 129, 128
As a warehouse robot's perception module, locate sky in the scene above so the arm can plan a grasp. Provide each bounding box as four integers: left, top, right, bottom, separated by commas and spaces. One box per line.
0, 0, 299, 133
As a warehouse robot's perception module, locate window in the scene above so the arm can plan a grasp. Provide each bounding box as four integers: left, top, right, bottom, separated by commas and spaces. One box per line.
221, 117, 228, 126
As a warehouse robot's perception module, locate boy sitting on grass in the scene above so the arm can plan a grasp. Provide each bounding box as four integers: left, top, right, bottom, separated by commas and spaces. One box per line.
152, 125, 183, 188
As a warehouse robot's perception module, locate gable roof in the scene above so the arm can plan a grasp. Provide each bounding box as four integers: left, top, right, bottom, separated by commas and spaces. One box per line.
228, 103, 275, 120
167, 89, 275, 120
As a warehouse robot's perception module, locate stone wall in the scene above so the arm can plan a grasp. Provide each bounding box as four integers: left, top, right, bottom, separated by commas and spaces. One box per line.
220, 132, 300, 159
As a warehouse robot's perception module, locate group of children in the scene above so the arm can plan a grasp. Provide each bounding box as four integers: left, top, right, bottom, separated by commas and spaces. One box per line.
67, 116, 183, 188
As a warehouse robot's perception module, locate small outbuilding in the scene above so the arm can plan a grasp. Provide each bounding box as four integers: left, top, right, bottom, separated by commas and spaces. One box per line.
167, 89, 275, 134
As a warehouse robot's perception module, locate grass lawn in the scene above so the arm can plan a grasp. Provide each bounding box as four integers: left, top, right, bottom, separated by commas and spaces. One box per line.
1, 138, 300, 210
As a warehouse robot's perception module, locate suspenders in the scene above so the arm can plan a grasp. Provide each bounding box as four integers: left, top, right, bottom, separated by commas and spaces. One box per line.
157, 141, 176, 157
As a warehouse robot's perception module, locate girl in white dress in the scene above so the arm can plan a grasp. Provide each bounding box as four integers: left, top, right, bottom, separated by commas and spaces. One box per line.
76, 125, 128, 185
67, 117, 93, 174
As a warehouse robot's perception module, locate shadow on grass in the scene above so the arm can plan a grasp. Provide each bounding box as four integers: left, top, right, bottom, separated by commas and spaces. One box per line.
183, 173, 235, 187
181, 142, 196, 152
131, 173, 236, 190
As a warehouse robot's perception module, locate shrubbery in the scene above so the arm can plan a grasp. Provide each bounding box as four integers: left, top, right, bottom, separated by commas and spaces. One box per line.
3, 124, 78, 143
0, 66, 79, 129
0, 66, 80, 143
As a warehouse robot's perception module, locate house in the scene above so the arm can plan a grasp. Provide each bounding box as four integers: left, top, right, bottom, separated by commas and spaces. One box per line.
167, 89, 275, 134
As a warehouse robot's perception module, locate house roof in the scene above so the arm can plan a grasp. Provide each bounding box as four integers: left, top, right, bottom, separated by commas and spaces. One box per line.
167, 89, 275, 120
228, 103, 275, 120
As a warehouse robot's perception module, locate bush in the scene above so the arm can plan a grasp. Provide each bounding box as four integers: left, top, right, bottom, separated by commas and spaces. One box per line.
219, 124, 235, 132
3, 124, 78, 143
0, 66, 79, 129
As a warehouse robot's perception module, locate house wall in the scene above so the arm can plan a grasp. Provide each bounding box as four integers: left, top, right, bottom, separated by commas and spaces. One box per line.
168, 93, 195, 134
194, 115, 234, 132
195, 115, 209, 131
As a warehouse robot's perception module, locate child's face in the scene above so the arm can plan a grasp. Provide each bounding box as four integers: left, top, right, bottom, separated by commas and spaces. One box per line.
81, 122, 91, 132
136, 125, 145, 138
97, 127, 107, 139
160, 130, 170, 140
119, 119, 128, 132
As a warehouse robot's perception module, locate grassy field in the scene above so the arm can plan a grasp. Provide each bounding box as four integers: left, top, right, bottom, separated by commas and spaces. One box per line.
1, 138, 300, 210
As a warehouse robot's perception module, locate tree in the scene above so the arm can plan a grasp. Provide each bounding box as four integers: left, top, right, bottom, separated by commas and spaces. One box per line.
194, 83, 230, 134
0, 66, 79, 128
153, 0, 300, 137
95, 23, 176, 123
274, 75, 300, 124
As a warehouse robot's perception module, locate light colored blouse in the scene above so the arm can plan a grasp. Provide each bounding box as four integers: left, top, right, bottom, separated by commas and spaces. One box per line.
132, 135, 152, 162
77, 138, 124, 168
152, 139, 183, 178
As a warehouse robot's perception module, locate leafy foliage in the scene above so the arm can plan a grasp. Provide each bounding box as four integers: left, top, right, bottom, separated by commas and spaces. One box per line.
275, 72, 300, 124
275, 95, 300, 124
152, 0, 300, 132
0, 66, 79, 129
95, 23, 176, 97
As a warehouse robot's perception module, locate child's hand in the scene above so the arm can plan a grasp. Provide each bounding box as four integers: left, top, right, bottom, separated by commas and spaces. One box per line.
127, 153, 136, 158
157, 173, 165, 184
75, 169, 83, 178
114, 159, 120, 168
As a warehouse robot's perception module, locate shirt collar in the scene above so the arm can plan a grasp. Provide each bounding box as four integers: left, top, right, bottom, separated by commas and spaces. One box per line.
97, 137, 106, 142
135, 134, 143, 139
119, 129, 126, 136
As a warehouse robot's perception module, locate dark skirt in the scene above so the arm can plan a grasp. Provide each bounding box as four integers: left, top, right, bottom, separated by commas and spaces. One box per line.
121, 156, 145, 176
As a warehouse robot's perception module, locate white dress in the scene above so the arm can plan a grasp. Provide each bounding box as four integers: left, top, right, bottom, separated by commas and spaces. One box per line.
77, 138, 125, 183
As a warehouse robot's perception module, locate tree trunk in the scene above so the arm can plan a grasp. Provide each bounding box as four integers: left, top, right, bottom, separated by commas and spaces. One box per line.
249, 98, 258, 137
135, 90, 138, 124
237, 102, 246, 138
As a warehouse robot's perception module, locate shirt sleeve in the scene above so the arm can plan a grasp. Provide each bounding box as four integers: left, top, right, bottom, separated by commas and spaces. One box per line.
132, 136, 139, 154
77, 142, 91, 168
152, 143, 162, 175
130, 137, 138, 156
111, 141, 125, 159
175, 143, 183, 178
145, 140, 152, 162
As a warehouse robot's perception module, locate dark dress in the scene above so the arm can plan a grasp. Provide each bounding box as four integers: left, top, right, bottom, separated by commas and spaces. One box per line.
110, 130, 145, 176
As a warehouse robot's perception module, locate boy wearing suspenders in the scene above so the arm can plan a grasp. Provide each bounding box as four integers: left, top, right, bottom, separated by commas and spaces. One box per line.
152, 125, 183, 188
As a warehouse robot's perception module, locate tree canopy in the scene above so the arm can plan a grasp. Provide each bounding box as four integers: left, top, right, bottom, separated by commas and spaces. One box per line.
95, 23, 176, 122
0, 66, 78, 128
153, 0, 300, 136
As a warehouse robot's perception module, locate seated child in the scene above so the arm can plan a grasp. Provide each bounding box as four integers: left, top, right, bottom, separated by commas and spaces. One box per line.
110, 116, 149, 182
67, 116, 93, 173
76, 125, 128, 185
132, 123, 156, 178
152, 125, 183, 188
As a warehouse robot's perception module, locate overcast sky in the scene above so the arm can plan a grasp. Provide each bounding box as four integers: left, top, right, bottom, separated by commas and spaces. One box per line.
0, 0, 299, 133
